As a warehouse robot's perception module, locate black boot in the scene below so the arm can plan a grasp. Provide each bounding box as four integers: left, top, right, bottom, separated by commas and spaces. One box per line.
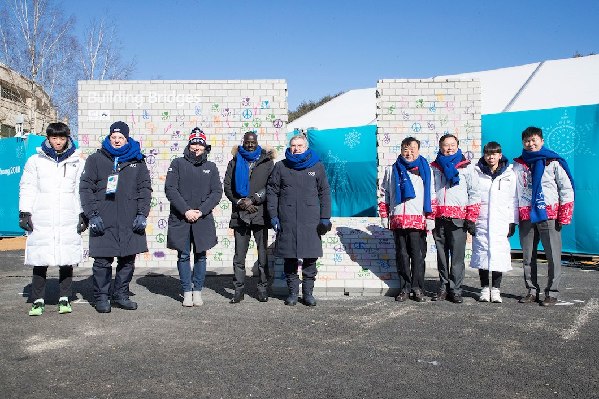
230, 290, 244, 304
285, 273, 299, 306
302, 279, 316, 307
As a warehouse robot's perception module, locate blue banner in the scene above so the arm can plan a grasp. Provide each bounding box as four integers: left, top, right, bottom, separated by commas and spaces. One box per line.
482, 104, 599, 255
307, 125, 378, 217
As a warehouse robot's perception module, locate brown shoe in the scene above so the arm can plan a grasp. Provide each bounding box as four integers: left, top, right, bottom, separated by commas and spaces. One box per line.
448, 292, 463, 304
432, 290, 447, 302
412, 290, 427, 303
395, 291, 409, 302
541, 296, 558, 307
519, 293, 538, 304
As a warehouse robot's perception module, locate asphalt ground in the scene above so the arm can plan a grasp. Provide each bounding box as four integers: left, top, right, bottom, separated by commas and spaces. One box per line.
0, 250, 598, 399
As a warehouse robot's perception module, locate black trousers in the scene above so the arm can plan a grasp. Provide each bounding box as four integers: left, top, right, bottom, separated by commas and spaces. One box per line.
92, 255, 136, 301
479, 270, 503, 289
232, 225, 269, 292
283, 258, 318, 295
393, 229, 427, 293
432, 218, 467, 295
31, 266, 73, 301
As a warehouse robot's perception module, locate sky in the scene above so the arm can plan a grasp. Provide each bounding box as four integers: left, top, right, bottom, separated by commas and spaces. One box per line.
61, 0, 599, 110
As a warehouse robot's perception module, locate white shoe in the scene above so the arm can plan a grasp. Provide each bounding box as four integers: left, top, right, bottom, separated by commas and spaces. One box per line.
182, 291, 193, 307
192, 291, 203, 306
491, 288, 502, 303
479, 286, 490, 302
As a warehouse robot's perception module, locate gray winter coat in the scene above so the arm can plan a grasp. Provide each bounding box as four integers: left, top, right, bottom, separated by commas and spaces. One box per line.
80, 149, 152, 258
266, 160, 331, 258
223, 146, 275, 228
165, 147, 222, 253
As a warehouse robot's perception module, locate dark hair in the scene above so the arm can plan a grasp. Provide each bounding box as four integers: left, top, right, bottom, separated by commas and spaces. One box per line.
243, 131, 257, 139
522, 126, 543, 141
46, 122, 70, 137
439, 133, 459, 146
483, 141, 502, 155
401, 136, 420, 149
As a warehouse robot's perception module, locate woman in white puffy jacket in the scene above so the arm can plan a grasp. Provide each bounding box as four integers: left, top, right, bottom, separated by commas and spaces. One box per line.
470, 141, 518, 303
19, 122, 86, 316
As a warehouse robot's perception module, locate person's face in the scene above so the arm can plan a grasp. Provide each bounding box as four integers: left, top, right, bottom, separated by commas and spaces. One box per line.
48, 135, 67, 152
189, 143, 206, 156
109, 132, 127, 148
401, 141, 420, 162
290, 139, 307, 154
243, 134, 258, 152
484, 151, 502, 168
440, 137, 458, 155
522, 134, 544, 152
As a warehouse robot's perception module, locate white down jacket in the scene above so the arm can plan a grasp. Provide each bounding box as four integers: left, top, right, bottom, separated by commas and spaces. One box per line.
470, 164, 518, 272
19, 147, 84, 267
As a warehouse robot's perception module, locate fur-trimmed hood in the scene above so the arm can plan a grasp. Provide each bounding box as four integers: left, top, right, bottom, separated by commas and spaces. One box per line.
230, 145, 277, 160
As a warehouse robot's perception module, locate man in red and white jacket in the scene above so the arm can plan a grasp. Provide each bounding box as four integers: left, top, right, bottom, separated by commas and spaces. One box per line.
514, 126, 574, 306
430, 134, 481, 304
379, 137, 437, 303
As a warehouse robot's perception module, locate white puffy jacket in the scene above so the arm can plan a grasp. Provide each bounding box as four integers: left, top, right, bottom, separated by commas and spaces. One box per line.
470, 164, 518, 272
19, 147, 84, 267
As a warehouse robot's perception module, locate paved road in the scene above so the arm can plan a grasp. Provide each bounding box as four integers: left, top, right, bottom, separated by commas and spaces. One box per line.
0, 250, 597, 399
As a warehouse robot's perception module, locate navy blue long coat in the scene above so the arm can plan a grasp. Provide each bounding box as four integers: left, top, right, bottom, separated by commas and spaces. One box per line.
266, 160, 331, 259
80, 149, 152, 258
165, 148, 222, 253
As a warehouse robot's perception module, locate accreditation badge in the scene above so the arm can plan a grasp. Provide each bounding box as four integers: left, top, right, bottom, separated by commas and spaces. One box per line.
106, 173, 119, 194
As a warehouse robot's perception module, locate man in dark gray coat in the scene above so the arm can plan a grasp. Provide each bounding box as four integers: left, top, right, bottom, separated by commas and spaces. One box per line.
267, 134, 331, 306
165, 128, 222, 307
224, 132, 275, 304
80, 121, 152, 313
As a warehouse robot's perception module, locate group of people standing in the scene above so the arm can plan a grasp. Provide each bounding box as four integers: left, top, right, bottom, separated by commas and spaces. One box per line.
19, 122, 331, 314
18, 120, 573, 316
379, 127, 574, 306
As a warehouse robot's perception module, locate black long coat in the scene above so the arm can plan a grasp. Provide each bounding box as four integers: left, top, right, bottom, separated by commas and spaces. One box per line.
165, 148, 222, 253
266, 160, 331, 258
223, 146, 275, 228
79, 149, 152, 258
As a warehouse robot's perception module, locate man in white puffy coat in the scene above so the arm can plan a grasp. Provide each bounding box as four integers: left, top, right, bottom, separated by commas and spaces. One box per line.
513, 127, 574, 306
19, 122, 86, 316
470, 142, 518, 303
431, 134, 481, 304
379, 137, 436, 302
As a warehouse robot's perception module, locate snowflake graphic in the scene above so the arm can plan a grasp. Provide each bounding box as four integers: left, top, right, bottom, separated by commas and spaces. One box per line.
543, 110, 596, 156
344, 129, 361, 149
324, 150, 347, 194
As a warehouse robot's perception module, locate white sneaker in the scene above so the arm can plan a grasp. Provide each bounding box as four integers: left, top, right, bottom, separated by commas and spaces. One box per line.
182, 291, 193, 307
491, 288, 502, 303
479, 286, 490, 302
192, 291, 203, 306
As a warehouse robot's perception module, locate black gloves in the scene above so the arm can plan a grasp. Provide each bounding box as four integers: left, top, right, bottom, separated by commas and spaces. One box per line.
465, 220, 476, 236
77, 213, 88, 234
555, 221, 562, 232
89, 215, 105, 236
132, 215, 147, 234
507, 223, 516, 238
317, 218, 332, 236
19, 212, 33, 232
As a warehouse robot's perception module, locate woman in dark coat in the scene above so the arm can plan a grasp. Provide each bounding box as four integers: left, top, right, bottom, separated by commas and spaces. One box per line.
266, 134, 331, 307
165, 128, 222, 307
80, 121, 152, 313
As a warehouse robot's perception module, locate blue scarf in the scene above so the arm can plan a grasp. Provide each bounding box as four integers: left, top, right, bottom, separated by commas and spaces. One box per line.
284, 148, 319, 170
234, 145, 262, 197
392, 155, 432, 213
101, 135, 144, 162
42, 137, 76, 163
477, 156, 509, 180
435, 149, 464, 187
519, 146, 575, 223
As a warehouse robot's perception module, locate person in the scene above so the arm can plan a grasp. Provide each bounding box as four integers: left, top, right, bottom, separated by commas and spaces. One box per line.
165, 128, 222, 307
378, 137, 436, 303
19, 122, 86, 316
266, 134, 331, 306
80, 121, 152, 313
223, 131, 275, 304
470, 141, 518, 303
513, 127, 574, 306
431, 134, 481, 303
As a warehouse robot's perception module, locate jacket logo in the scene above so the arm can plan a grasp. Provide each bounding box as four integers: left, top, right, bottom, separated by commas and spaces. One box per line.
308, 171, 315, 176
203, 169, 210, 174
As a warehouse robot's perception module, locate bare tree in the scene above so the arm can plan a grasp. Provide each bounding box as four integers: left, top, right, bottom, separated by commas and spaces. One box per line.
0, 0, 77, 131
